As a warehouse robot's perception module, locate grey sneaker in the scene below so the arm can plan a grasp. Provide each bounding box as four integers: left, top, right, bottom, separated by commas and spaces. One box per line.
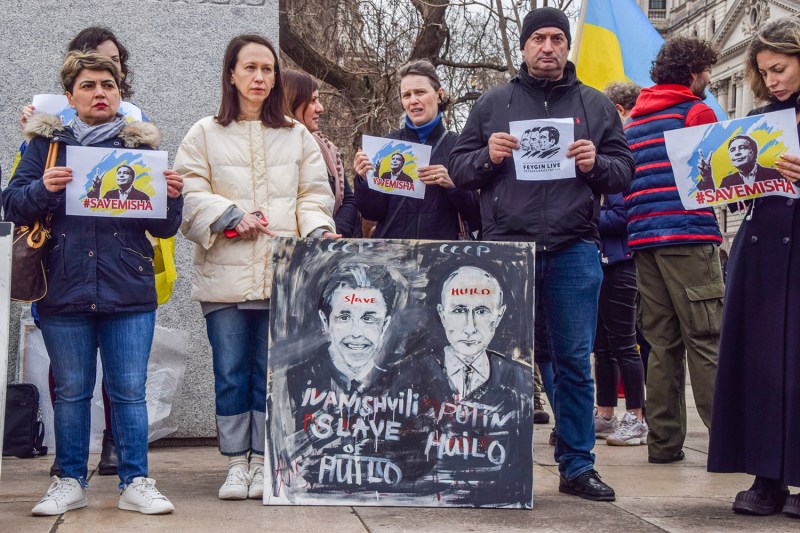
594, 412, 618, 438
607, 412, 648, 446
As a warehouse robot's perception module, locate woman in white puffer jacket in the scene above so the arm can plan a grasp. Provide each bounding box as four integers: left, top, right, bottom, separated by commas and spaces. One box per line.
174, 34, 335, 502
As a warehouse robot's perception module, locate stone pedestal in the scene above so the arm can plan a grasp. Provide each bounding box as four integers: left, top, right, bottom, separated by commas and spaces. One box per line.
0, 0, 279, 440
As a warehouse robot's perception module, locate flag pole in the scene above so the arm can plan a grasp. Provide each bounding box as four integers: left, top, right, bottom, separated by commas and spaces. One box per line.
571, 0, 589, 63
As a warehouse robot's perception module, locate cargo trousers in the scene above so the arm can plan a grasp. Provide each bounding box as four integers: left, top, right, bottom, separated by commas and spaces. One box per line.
634, 243, 723, 460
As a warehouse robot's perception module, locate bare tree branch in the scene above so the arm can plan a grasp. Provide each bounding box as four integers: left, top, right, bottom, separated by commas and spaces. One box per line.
433, 57, 509, 71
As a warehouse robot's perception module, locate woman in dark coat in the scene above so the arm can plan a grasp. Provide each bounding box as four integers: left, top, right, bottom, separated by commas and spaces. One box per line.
282, 70, 360, 237
2, 51, 183, 516
707, 18, 800, 518
353, 60, 480, 239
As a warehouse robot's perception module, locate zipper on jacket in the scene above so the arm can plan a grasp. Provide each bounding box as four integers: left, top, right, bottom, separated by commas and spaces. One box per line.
543, 82, 569, 118
113, 233, 154, 263
59, 233, 67, 278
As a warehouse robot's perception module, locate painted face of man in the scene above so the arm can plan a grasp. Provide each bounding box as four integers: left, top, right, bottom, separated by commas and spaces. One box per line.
729, 138, 756, 169
320, 286, 390, 372
438, 267, 506, 362
539, 130, 554, 150
116, 166, 135, 190
390, 154, 404, 172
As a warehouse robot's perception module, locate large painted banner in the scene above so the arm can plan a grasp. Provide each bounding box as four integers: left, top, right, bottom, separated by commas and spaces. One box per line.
266, 238, 535, 508
665, 108, 800, 209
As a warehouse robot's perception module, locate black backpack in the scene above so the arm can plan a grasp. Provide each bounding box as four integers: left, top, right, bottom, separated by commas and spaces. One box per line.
3, 383, 48, 458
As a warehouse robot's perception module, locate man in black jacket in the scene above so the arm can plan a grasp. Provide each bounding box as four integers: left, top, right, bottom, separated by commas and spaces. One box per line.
450, 7, 634, 502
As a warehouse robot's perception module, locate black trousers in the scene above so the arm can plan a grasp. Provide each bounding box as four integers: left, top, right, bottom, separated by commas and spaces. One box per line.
594, 259, 645, 409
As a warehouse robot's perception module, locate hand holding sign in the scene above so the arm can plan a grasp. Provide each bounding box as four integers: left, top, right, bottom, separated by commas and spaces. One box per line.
353, 149, 373, 179
776, 153, 800, 183
488, 133, 519, 164
164, 170, 184, 198
20, 105, 34, 130
418, 164, 454, 189
566, 139, 596, 173
43, 167, 73, 193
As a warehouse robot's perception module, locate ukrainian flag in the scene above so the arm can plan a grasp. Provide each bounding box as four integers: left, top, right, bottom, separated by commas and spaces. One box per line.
573, 0, 727, 120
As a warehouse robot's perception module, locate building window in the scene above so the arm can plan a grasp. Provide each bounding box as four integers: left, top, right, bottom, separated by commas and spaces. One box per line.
711, 19, 716, 34
649, 0, 666, 8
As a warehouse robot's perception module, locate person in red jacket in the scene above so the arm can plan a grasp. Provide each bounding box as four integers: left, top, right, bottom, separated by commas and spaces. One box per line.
624, 37, 724, 465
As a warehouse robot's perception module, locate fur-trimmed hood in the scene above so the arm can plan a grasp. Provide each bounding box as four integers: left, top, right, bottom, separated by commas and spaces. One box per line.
23, 113, 161, 148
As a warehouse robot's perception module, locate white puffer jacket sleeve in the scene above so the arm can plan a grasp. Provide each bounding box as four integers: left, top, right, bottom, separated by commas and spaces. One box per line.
175, 117, 235, 250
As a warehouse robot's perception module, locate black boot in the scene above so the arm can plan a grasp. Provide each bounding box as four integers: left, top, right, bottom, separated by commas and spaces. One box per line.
98, 429, 118, 476
733, 476, 789, 515
49, 457, 62, 477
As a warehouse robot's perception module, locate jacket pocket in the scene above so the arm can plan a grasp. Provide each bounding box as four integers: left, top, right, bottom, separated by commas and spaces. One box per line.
115, 233, 154, 277
685, 282, 724, 338
119, 247, 155, 277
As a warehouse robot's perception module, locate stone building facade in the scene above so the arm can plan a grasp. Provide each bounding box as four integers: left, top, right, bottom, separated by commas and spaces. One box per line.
637, 0, 799, 248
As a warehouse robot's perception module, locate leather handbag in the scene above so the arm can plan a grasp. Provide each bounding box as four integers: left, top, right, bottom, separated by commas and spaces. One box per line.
10, 141, 58, 302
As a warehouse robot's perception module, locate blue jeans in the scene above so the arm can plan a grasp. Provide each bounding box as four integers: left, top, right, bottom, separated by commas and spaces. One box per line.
536, 240, 602, 479
206, 307, 268, 456
39, 311, 155, 489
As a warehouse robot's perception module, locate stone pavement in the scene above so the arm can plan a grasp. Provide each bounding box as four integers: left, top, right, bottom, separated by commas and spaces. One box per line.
2, 383, 797, 532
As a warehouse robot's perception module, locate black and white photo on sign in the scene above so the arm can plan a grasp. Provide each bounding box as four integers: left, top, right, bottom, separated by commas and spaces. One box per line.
509, 118, 575, 181
265, 238, 535, 508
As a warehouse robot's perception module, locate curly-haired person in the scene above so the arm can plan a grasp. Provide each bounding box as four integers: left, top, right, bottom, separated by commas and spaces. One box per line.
624, 36, 724, 464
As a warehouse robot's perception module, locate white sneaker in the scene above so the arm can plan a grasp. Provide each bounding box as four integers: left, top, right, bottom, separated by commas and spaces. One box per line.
219, 464, 249, 500
607, 411, 649, 446
31, 476, 88, 516
594, 411, 618, 438
118, 477, 174, 514
248, 464, 264, 499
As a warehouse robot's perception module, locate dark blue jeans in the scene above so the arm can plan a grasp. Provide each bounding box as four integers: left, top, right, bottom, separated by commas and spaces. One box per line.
206, 307, 269, 456
39, 311, 155, 489
536, 240, 602, 480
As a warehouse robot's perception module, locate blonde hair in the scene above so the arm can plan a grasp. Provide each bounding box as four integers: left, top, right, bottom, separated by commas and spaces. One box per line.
745, 18, 800, 102
60, 50, 122, 94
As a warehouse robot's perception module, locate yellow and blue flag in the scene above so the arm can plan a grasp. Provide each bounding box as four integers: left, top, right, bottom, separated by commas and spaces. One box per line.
573, 0, 727, 120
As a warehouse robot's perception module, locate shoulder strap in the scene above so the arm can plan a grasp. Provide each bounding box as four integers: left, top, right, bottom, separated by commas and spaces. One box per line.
375, 197, 407, 239
32, 420, 48, 457
45, 140, 59, 169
